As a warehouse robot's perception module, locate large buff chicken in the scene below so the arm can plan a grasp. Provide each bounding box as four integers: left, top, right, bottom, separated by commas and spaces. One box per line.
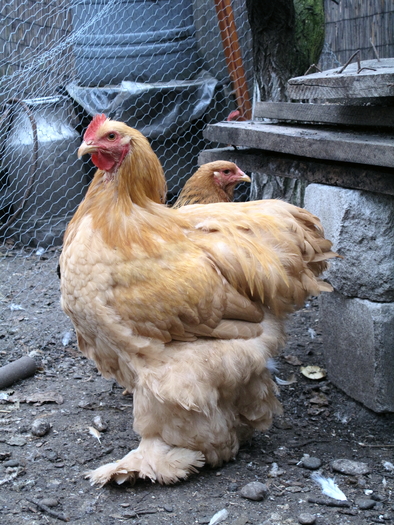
60, 114, 337, 487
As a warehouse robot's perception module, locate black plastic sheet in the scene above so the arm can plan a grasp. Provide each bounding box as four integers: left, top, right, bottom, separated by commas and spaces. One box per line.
66, 72, 219, 140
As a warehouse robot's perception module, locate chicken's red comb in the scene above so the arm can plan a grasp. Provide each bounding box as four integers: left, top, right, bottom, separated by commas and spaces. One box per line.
84, 114, 108, 141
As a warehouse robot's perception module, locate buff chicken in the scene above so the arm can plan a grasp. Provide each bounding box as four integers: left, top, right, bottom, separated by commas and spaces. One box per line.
59, 114, 337, 487
172, 161, 251, 207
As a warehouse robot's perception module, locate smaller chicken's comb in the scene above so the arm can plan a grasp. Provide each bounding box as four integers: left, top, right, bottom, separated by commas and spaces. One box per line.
84, 114, 108, 141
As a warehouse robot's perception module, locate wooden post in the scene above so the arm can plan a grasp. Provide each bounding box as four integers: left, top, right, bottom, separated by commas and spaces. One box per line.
214, 0, 252, 120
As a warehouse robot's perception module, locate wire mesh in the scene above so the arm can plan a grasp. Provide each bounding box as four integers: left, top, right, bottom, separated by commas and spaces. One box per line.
0, 0, 253, 329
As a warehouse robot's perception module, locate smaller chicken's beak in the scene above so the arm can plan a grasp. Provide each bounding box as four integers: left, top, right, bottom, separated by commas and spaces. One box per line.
78, 141, 97, 159
238, 171, 251, 183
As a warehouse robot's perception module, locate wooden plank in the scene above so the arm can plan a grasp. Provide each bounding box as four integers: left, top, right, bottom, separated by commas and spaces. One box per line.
198, 147, 394, 196
203, 121, 394, 168
254, 102, 394, 127
287, 58, 394, 100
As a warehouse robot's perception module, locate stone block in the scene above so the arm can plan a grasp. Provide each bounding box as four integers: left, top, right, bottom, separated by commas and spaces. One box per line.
320, 292, 394, 413
304, 184, 394, 302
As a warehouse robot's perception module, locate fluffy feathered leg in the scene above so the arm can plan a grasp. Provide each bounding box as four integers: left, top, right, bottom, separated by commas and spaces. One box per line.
85, 436, 205, 486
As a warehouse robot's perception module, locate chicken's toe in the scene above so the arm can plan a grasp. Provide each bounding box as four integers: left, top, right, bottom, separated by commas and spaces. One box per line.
85, 437, 205, 486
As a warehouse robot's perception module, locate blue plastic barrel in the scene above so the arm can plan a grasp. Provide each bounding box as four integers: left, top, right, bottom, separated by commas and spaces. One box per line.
71, 0, 201, 86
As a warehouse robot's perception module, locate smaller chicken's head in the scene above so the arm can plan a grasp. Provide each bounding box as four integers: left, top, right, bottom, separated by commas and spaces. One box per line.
210, 161, 251, 190
78, 114, 132, 173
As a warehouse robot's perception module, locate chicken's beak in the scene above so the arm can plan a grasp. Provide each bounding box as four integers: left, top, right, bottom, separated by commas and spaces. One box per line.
238, 171, 251, 183
78, 141, 97, 159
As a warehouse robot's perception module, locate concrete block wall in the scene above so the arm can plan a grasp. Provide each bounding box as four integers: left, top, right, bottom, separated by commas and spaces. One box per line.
305, 184, 394, 413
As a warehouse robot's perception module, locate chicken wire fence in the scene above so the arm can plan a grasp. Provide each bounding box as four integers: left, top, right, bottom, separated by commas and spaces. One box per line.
0, 0, 253, 324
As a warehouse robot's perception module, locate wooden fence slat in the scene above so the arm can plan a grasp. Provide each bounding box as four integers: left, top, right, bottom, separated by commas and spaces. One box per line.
287, 58, 394, 100
204, 121, 394, 168
254, 102, 394, 127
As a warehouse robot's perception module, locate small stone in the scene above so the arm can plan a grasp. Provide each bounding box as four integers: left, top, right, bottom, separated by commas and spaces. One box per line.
163, 505, 173, 513
92, 415, 108, 432
274, 418, 293, 430
298, 513, 316, 525
371, 494, 385, 502
356, 497, 376, 510
228, 482, 238, 492
0, 452, 11, 461
40, 498, 58, 508
331, 459, 371, 476
240, 481, 269, 501
286, 486, 302, 493
43, 450, 58, 462
31, 419, 51, 437
231, 517, 248, 525
3, 459, 19, 467
302, 457, 322, 470
6, 436, 26, 446
274, 446, 289, 457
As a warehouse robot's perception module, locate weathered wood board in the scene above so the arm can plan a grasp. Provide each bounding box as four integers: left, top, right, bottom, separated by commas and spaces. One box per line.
203, 121, 394, 168
254, 101, 394, 127
198, 147, 394, 196
287, 58, 394, 100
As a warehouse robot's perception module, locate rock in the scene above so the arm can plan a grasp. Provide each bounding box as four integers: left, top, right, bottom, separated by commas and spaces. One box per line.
40, 498, 58, 507
163, 505, 173, 513
286, 486, 302, 493
240, 481, 269, 501
6, 436, 26, 446
231, 517, 248, 525
274, 418, 293, 429
320, 293, 394, 413
356, 497, 376, 510
331, 459, 371, 476
302, 457, 322, 470
92, 415, 108, 432
298, 513, 316, 524
228, 483, 239, 492
274, 446, 289, 457
43, 450, 58, 462
304, 184, 394, 301
31, 419, 51, 437
3, 459, 19, 467
371, 494, 386, 502
382, 460, 394, 472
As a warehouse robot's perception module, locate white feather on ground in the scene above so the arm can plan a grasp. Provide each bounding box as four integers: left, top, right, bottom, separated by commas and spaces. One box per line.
209, 509, 229, 525
311, 472, 347, 501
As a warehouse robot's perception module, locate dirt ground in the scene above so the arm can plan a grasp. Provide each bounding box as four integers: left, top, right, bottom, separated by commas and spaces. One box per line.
0, 248, 393, 525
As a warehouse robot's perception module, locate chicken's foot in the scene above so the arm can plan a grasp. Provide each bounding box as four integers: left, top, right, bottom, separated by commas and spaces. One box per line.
85, 436, 205, 486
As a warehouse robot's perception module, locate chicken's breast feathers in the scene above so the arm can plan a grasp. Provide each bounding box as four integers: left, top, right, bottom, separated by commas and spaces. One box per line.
60, 203, 265, 354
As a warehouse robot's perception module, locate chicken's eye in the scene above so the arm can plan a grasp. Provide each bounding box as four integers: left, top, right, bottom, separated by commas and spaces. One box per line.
107, 133, 116, 141
223, 170, 231, 175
